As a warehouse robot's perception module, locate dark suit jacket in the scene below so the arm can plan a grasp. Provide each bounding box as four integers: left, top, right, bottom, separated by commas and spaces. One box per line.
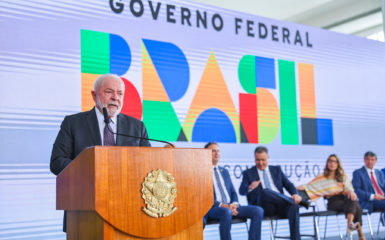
352, 166, 385, 212
239, 165, 297, 206
212, 166, 239, 207
50, 108, 151, 175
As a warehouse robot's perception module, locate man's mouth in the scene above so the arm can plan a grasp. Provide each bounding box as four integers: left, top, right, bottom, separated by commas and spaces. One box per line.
107, 103, 118, 108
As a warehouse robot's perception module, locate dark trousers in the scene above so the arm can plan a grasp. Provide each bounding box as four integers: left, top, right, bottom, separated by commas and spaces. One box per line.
204, 205, 264, 240
260, 189, 300, 240
298, 189, 310, 202
373, 199, 385, 211
372, 199, 385, 226
327, 194, 363, 225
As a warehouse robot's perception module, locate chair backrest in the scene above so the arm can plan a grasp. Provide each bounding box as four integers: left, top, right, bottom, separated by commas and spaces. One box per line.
206, 216, 247, 225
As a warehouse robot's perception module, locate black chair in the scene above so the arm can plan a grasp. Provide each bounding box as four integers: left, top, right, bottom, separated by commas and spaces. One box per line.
265, 205, 320, 240
378, 212, 384, 236
301, 207, 342, 240
259, 199, 321, 240
263, 215, 287, 240
304, 198, 375, 240
362, 209, 384, 240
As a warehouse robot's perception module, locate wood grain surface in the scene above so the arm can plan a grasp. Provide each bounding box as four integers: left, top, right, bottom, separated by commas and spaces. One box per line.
57, 146, 213, 239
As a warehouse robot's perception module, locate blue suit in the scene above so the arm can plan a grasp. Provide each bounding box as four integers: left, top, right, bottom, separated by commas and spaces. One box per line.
239, 166, 300, 240
204, 166, 263, 240
352, 166, 385, 213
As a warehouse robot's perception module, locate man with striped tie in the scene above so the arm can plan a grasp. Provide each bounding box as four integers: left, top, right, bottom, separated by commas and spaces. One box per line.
203, 142, 263, 240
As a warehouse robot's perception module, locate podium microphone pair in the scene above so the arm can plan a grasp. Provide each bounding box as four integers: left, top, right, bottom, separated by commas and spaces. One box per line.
102, 107, 173, 146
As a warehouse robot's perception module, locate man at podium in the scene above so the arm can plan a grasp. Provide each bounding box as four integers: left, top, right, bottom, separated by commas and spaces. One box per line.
203, 142, 263, 240
50, 73, 150, 175
50, 74, 150, 231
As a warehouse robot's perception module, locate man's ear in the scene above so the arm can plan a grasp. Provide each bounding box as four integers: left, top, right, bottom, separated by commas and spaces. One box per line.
91, 91, 96, 102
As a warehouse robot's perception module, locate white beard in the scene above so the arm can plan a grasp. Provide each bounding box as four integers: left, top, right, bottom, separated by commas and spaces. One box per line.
95, 95, 122, 117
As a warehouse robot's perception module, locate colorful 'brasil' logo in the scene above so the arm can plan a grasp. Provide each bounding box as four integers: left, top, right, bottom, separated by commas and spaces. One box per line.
80, 29, 333, 145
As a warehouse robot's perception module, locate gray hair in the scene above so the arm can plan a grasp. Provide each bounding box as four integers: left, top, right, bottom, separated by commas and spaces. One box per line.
93, 74, 125, 92
254, 146, 268, 155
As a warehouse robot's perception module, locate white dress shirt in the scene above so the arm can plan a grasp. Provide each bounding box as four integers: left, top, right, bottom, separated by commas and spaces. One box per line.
95, 107, 117, 144
257, 166, 280, 193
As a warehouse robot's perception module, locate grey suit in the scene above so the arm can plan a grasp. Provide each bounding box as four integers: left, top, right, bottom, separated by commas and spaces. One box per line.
50, 107, 151, 175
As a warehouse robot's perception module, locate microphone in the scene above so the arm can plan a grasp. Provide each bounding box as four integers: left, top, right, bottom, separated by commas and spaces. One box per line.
102, 107, 173, 146
103, 107, 110, 124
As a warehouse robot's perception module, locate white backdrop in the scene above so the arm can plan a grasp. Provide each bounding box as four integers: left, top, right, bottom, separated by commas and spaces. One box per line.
1, 0, 385, 239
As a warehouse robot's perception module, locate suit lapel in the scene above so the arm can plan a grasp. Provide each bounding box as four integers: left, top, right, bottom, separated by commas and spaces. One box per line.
270, 166, 280, 190
86, 108, 102, 145
252, 167, 262, 205
253, 167, 261, 181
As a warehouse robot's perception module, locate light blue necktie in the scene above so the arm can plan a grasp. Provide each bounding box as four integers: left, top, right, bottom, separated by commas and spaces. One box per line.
263, 169, 272, 189
214, 167, 228, 204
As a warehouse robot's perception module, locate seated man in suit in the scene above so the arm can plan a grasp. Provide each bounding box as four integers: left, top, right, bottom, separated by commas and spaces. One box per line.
352, 151, 385, 219
50, 74, 151, 231
204, 142, 263, 240
239, 146, 302, 240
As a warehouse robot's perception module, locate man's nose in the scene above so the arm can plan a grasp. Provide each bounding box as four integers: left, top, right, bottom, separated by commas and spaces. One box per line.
110, 92, 118, 100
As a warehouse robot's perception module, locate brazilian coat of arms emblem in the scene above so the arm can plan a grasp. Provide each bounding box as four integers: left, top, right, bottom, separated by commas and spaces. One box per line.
141, 169, 177, 218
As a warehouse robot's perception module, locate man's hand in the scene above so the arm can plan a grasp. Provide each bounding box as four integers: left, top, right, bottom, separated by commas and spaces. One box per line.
248, 180, 261, 191
291, 194, 302, 204
221, 203, 239, 216
229, 203, 239, 216
374, 194, 385, 200
346, 191, 357, 201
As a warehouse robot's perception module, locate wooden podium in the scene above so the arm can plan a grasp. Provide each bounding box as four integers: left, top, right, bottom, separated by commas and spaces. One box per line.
56, 146, 213, 240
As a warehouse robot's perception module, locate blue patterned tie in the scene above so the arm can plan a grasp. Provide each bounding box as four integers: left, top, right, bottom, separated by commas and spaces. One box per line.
103, 119, 115, 146
263, 170, 272, 189
214, 167, 228, 204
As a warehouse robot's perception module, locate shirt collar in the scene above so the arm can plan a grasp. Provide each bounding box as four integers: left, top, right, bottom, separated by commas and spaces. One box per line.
364, 166, 376, 175
256, 166, 269, 172
95, 107, 117, 125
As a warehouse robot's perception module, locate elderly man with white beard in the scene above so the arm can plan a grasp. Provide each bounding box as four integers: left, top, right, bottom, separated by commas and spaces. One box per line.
50, 74, 151, 231
50, 74, 151, 175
